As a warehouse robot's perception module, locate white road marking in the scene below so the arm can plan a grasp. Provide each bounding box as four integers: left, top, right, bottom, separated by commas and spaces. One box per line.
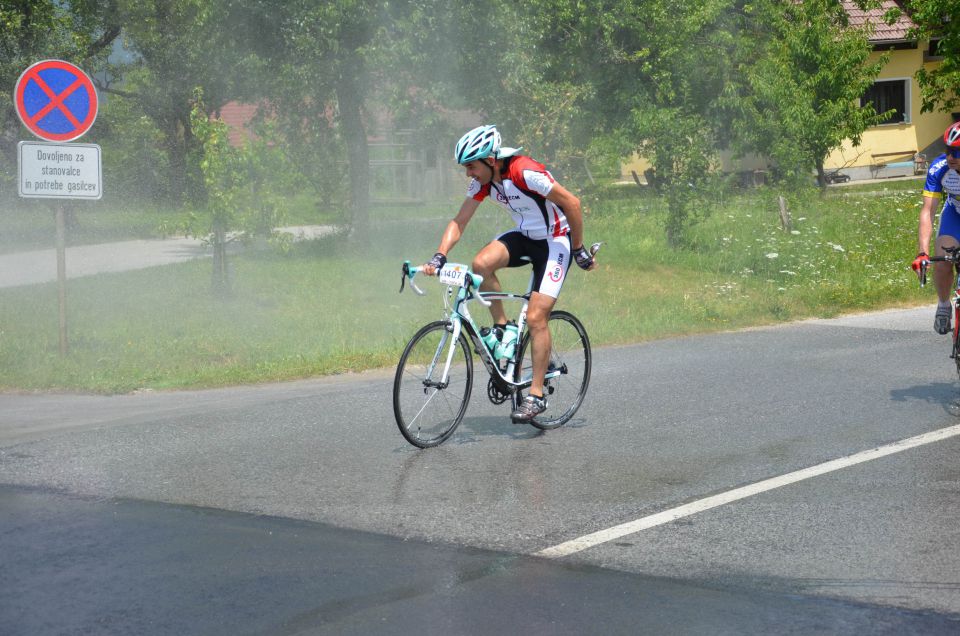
535, 423, 960, 558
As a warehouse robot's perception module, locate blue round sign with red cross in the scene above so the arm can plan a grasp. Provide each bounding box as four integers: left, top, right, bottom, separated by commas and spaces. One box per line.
14, 59, 98, 142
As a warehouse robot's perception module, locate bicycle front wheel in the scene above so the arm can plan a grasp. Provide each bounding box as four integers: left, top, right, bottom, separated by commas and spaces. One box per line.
514, 310, 591, 430
393, 321, 473, 448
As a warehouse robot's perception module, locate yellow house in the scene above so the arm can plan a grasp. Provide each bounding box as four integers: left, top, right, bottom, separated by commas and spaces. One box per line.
825, 0, 956, 181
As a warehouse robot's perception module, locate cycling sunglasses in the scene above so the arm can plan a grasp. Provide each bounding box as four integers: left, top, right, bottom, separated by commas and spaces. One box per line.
948, 147, 960, 159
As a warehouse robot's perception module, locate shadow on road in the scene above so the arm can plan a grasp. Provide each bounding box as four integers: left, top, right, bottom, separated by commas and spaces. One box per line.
889, 382, 960, 417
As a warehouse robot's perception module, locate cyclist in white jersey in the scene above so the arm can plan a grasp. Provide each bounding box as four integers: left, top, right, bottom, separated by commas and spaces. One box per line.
422, 124, 596, 423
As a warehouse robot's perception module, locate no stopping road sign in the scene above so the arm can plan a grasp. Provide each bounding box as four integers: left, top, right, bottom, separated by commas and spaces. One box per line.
14, 59, 99, 142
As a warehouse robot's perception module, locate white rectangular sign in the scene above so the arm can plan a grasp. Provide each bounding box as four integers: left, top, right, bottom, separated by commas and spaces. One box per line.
18, 141, 102, 200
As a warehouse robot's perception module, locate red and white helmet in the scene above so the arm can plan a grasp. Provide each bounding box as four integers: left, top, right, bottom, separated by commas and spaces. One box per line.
944, 122, 960, 148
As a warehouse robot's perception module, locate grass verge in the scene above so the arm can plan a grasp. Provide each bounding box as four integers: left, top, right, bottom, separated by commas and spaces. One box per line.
0, 180, 930, 393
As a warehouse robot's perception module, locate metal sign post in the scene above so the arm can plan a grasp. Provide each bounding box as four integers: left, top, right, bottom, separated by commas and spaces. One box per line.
14, 59, 101, 356
18, 141, 102, 355
56, 205, 68, 354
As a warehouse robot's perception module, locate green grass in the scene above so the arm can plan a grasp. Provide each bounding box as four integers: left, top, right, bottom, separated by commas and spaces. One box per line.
0, 183, 929, 393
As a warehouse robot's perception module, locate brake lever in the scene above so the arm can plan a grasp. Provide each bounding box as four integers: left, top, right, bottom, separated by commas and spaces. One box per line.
400, 261, 426, 295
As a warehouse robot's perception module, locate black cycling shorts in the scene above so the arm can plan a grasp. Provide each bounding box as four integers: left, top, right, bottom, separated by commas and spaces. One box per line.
496, 230, 571, 298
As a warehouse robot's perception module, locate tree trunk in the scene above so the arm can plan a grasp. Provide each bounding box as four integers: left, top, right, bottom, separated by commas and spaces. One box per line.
665, 188, 687, 249
164, 119, 189, 204
211, 219, 230, 296
337, 55, 369, 236
159, 103, 197, 205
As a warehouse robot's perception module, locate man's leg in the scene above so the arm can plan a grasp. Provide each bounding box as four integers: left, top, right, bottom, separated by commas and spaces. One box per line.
511, 291, 556, 422
472, 240, 511, 324
934, 235, 959, 334
509, 233, 570, 422
525, 291, 557, 399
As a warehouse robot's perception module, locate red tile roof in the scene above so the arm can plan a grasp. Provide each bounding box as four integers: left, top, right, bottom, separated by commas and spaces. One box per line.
842, 0, 917, 42
217, 101, 261, 147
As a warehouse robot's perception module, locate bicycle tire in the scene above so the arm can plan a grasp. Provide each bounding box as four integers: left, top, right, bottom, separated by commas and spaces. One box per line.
954, 304, 960, 383
514, 310, 591, 430
393, 321, 473, 448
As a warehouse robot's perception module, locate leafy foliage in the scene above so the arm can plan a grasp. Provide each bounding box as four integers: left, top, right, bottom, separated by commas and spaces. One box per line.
100, 0, 262, 203
730, 0, 889, 188
188, 89, 296, 294
907, 0, 960, 112
3, 0, 955, 250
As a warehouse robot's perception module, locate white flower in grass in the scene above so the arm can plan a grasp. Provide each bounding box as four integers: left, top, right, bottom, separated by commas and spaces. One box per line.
766, 252, 779, 259
827, 243, 845, 252
791, 230, 801, 235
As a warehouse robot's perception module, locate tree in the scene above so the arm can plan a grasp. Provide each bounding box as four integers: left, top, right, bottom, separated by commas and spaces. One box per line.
731, 0, 889, 189
94, 0, 261, 203
906, 0, 960, 113
261, 0, 400, 235
188, 89, 296, 295
534, 0, 743, 246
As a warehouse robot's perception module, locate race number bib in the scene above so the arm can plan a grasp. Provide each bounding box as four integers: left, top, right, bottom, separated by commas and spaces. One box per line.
437, 263, 469, 288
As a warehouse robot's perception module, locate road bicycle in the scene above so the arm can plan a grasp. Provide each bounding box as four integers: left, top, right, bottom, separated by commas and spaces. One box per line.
919, 245, 960, 380
393, 247, 599, 448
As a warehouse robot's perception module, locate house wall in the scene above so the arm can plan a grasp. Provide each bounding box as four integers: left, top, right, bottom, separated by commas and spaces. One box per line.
619, 153, 652, 182
825, 44, 954, 179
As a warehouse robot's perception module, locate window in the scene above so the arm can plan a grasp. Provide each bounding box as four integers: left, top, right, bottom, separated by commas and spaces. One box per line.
862, 79, 910, 125
926, 38, 944, 60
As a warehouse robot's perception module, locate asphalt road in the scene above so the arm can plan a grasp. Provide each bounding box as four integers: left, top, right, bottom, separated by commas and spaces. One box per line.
2, 306, 960, 634
0, 226, 334, 288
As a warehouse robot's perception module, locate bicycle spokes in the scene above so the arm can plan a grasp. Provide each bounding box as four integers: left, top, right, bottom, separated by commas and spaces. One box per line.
393, 321, 474, 448
514, 311, 591, 431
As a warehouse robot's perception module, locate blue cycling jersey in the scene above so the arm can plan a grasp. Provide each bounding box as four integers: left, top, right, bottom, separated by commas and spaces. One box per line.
923, 154, 960, 210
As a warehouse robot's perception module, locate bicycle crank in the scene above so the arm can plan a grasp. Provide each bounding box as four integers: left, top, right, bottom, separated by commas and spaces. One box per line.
487, 378, 510, 404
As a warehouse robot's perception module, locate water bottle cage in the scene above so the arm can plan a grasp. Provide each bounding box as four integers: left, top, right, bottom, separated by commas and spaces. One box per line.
494, 341, 515, 361
495, 324, 519, 361
480, 325, 518, 361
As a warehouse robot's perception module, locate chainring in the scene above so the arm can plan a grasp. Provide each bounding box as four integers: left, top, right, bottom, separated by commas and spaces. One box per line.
487, 377, 510, 404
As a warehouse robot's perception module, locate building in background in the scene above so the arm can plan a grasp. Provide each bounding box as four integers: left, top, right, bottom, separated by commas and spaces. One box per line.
825, 0, 956, 181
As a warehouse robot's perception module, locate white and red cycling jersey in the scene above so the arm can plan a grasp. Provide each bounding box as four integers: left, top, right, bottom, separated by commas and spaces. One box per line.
467, 156, 570, 241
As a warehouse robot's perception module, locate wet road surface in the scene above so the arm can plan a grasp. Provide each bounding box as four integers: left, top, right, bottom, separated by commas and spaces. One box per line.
3, 485, 955, 636
2, 306, 960, 633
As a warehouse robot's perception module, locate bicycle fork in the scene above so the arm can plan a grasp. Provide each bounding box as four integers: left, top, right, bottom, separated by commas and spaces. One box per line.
422, 320, 463, 392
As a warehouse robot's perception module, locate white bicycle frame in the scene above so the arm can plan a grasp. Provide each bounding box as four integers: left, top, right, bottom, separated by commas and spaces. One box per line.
402, 262, 559, 393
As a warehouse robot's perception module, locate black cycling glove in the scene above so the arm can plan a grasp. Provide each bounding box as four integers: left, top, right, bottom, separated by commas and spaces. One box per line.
428, 252, 447, 271
572, 245, 594, 270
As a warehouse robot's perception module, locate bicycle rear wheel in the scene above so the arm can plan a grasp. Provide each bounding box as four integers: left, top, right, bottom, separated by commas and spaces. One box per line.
514, 310, 591, 430
954, 303, 960, 383
393, 321, 473, 448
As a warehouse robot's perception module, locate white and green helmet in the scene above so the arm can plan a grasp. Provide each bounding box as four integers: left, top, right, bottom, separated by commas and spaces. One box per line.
454, 125, 524, 164
455, 124, 500, 164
